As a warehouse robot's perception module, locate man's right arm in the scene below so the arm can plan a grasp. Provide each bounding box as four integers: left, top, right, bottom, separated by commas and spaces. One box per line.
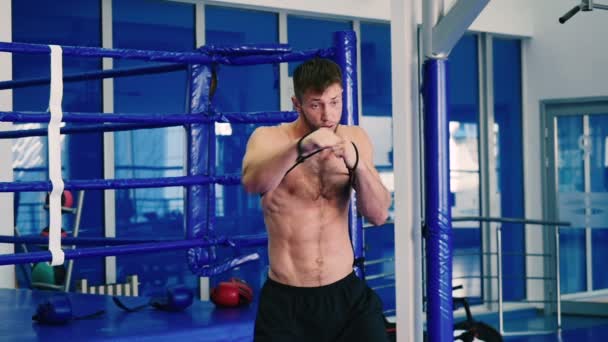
241, 127, 299, 194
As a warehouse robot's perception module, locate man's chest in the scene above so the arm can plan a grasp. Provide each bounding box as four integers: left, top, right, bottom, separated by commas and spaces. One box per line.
283, 150, 351, 200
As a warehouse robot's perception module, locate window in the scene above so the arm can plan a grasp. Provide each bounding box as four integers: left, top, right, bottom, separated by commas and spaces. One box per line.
205, 5, 279, 292
287, 15, 351, 75
359, 20, 395, 313
493, 37, 525, 300
447, 35, 482, 301
12, 0, 103, 287
112, 0, 195, 293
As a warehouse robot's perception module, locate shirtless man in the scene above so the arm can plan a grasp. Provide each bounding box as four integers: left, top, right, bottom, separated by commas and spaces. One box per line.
242, 58, 391, 341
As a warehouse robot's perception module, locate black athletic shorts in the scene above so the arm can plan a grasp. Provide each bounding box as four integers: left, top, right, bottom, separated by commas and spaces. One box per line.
254, 271, 389, 342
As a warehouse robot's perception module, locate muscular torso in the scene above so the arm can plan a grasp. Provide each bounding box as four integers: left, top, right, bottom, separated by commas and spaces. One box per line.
261, 127, 355, 287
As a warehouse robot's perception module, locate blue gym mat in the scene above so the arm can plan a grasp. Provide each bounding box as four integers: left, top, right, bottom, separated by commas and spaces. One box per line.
0, 288, 256, 341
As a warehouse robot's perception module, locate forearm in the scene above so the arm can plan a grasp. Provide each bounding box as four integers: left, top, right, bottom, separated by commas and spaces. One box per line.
242, 142, 298, 194
352, 161, 391, 226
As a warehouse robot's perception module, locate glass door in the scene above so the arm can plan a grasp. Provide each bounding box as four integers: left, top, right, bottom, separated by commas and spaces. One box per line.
552, 111, 608, 294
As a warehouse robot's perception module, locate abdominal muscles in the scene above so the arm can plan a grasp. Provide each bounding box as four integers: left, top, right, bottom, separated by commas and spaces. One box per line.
262, 150, 354, 287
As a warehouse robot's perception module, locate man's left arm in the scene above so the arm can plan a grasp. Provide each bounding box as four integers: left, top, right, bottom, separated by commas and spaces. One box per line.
348, 128, 391, 226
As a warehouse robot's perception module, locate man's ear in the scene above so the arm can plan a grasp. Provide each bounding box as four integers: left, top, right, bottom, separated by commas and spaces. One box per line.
291, 96, 301, 111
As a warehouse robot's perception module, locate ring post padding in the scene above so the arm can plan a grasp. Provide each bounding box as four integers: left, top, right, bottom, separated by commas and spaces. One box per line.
186, 62, 217, 274
423, 59, 453, 342
332, 30, 364, 278
48, 45, 65, 266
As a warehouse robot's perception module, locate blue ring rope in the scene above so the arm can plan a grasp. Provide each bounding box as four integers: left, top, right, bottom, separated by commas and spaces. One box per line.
0, 235, 164, 246
0, 174, 241, 192
0, 41, 333, 66
0, 233, 267, 247
0, 110, 298, 125
0, 234, 268, 266
0, 123, 175, 139
0, 63, 186, 91
200, 44, 291, 56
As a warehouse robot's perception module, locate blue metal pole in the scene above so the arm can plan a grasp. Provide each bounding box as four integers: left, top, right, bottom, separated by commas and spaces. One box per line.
332, 30, 364, 278
186, 63, 217, 273
423, 59, 453, 342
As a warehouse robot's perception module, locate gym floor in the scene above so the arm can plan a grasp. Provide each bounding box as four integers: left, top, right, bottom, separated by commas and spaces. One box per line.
473, 309, 608, 341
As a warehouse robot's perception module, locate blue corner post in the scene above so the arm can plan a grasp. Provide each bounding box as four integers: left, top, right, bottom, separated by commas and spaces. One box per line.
332, 30, 364, 278
423, 58, 453, 342
186, 62, 217, 274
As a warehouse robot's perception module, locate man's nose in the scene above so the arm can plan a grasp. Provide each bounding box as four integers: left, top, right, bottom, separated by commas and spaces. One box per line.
320, 104, 329, 119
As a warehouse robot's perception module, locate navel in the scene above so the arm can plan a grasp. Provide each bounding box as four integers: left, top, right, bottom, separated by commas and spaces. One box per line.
315, 257, 324, 266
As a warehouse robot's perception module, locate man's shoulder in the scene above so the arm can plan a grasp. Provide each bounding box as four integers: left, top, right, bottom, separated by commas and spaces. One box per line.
250, 124, 290, 143
340, 125, 369, 141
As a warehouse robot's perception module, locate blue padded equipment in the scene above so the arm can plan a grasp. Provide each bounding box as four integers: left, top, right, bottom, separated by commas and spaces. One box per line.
32, 295, 104, 325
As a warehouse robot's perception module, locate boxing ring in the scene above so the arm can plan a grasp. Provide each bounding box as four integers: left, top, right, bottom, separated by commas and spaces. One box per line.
0, 31, 361, 340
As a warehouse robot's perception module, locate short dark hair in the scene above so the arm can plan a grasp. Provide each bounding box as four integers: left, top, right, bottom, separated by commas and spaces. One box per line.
293, 58, 342, 100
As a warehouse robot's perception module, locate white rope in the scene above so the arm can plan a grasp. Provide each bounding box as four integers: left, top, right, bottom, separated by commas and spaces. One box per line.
47, 45, 65, 266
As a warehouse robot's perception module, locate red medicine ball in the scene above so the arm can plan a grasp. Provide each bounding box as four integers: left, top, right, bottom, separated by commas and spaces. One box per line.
41, 227, 69, 238
210, 278, 254, 308
45, 190, 74, 208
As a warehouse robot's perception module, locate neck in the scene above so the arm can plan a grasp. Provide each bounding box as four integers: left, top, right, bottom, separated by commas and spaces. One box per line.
292, 116, 314, 137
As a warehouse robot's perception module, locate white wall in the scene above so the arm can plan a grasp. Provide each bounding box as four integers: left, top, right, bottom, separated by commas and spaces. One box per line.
0, 0, 15, 288
446, 0, 533, 36
360, 116, 393, 166
522, 0, 608, 298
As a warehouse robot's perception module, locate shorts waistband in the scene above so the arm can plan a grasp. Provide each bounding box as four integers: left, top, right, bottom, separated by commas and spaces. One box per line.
265, 271, 359, 295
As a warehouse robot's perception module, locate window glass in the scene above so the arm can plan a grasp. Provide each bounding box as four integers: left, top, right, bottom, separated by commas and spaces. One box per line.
447, 35, 482, 301
287, 16, 351, 75
589, 114, 608, 290
556, 116, 587, 294
12, 0, 103, 288
493, 37, 525, 301
113, 0, 194, 295
360, 21, 395, 314
206, 5, 279, 295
